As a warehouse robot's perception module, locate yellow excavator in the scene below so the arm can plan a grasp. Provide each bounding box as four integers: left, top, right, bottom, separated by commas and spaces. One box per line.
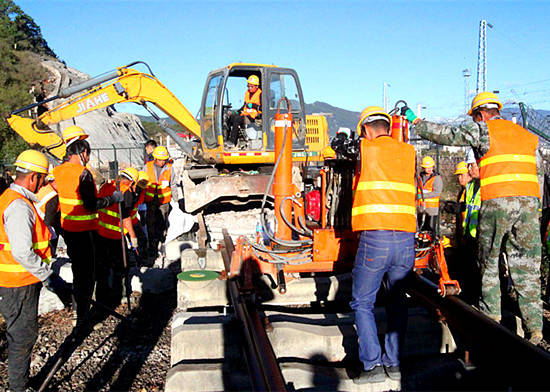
7, 61, 334, 212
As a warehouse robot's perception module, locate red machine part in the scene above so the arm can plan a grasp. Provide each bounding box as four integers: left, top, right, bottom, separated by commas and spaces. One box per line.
305, 190, 321, 221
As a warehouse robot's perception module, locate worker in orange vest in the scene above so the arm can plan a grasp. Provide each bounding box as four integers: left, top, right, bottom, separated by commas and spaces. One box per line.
143, 146, 178, 265
350, 107, 416, 384
35, 169, 61, 256
227, 74, 262, 148
407, 91, 543, 344
0, 150, 71, 391
52, 126, 123, 328
95, 167, 140, 315
417, 155, 442, 234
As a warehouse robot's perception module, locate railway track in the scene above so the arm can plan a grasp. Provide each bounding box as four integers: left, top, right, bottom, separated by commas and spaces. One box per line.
166, 231, 550, 391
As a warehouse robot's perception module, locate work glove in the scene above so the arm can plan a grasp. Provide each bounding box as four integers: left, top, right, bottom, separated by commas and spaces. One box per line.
130, 236, 139, 255
44, 272, 73, 307
130, 236, 139, 249
111, 190, 123, 203
401, 107, 418, 124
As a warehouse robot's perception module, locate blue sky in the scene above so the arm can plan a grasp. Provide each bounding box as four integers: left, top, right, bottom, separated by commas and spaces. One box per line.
17, 0, 550, 120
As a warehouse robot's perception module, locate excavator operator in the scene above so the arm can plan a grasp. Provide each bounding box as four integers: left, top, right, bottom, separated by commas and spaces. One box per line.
227, 74, 262, 148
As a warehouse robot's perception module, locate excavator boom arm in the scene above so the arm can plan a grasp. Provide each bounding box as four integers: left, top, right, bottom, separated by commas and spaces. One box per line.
7, 65, 201, 159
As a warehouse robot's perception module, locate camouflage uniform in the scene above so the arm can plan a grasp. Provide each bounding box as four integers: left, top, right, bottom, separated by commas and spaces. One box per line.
416, 117, 543, 332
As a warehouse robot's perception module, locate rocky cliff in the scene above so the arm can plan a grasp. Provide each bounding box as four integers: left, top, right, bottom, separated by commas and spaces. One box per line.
39, 58, 148, 168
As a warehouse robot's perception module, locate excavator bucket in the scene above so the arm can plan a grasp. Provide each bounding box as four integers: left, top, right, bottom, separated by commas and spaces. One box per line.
6, 115, 66, 160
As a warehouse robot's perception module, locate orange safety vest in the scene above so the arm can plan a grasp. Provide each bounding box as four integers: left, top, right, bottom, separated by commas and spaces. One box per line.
417, 174, 440, 209
144, 161, 172, 204
241, 88, 262, 119
479, 119, 540, 201
35, 183, 58, 217
53, 162, 98, 232
131, 188, 145, 226
0, 189, 52, 287
97, 181, 131, 240
352, 136, 416, 232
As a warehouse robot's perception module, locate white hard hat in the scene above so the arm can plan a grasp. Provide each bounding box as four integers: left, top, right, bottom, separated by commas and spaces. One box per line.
466, 149, 476, 164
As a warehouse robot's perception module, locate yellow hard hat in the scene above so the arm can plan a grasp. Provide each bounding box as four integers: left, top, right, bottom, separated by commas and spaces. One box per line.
356, 106, 392, 136
62, 125, 88, 145
421, 156, 435, 168
247, 75, 260, 86
14, 150, 49, 174
454, 161, 468, 175
152, 146, 169, 160
120, 167, 139, 182
468, 91, 503, 116
137, 170, 149, 188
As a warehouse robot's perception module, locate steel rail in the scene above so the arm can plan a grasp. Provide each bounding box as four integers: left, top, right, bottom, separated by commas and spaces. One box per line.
407, 273, 550, 390
221, 229, 287, 392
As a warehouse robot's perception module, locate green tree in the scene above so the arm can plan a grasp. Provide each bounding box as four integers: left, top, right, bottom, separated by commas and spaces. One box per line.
0, 0, 55, 162
0, 0, 55, 56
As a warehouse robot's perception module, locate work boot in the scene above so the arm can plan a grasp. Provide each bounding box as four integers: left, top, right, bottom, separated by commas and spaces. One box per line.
528, 329, 543, 345
353, 365, 386, 384
384, 365, 401, 381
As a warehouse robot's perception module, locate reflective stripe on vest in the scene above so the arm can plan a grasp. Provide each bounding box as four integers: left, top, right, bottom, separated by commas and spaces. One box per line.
352, 204, 416, 216
356, 181, 416, 194
61, 212, 98, 221
0, 189, 52, 287
53, 162, 98, 232
463, 181, 481, 238
351, 136, 416, 232
479, 119, 540, 200
58, 197, 83, 205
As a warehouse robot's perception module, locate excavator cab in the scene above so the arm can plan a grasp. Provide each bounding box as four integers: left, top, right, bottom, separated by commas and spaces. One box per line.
200, 64, 307, 153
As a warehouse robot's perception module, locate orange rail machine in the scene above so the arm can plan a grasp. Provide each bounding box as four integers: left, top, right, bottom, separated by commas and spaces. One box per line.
229, 98, 460, 297
229, 98, 356, 293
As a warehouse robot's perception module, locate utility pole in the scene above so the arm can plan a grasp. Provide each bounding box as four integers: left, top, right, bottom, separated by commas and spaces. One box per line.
476, 20, 493, 93
463, 68, 471, 111
383, 82, 391, 111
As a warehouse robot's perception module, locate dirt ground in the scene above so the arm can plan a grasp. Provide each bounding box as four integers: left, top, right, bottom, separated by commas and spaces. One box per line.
0, 290, 175, 392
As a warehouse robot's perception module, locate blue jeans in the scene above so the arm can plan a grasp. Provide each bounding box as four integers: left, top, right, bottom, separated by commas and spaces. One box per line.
351, 230, 414, 371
